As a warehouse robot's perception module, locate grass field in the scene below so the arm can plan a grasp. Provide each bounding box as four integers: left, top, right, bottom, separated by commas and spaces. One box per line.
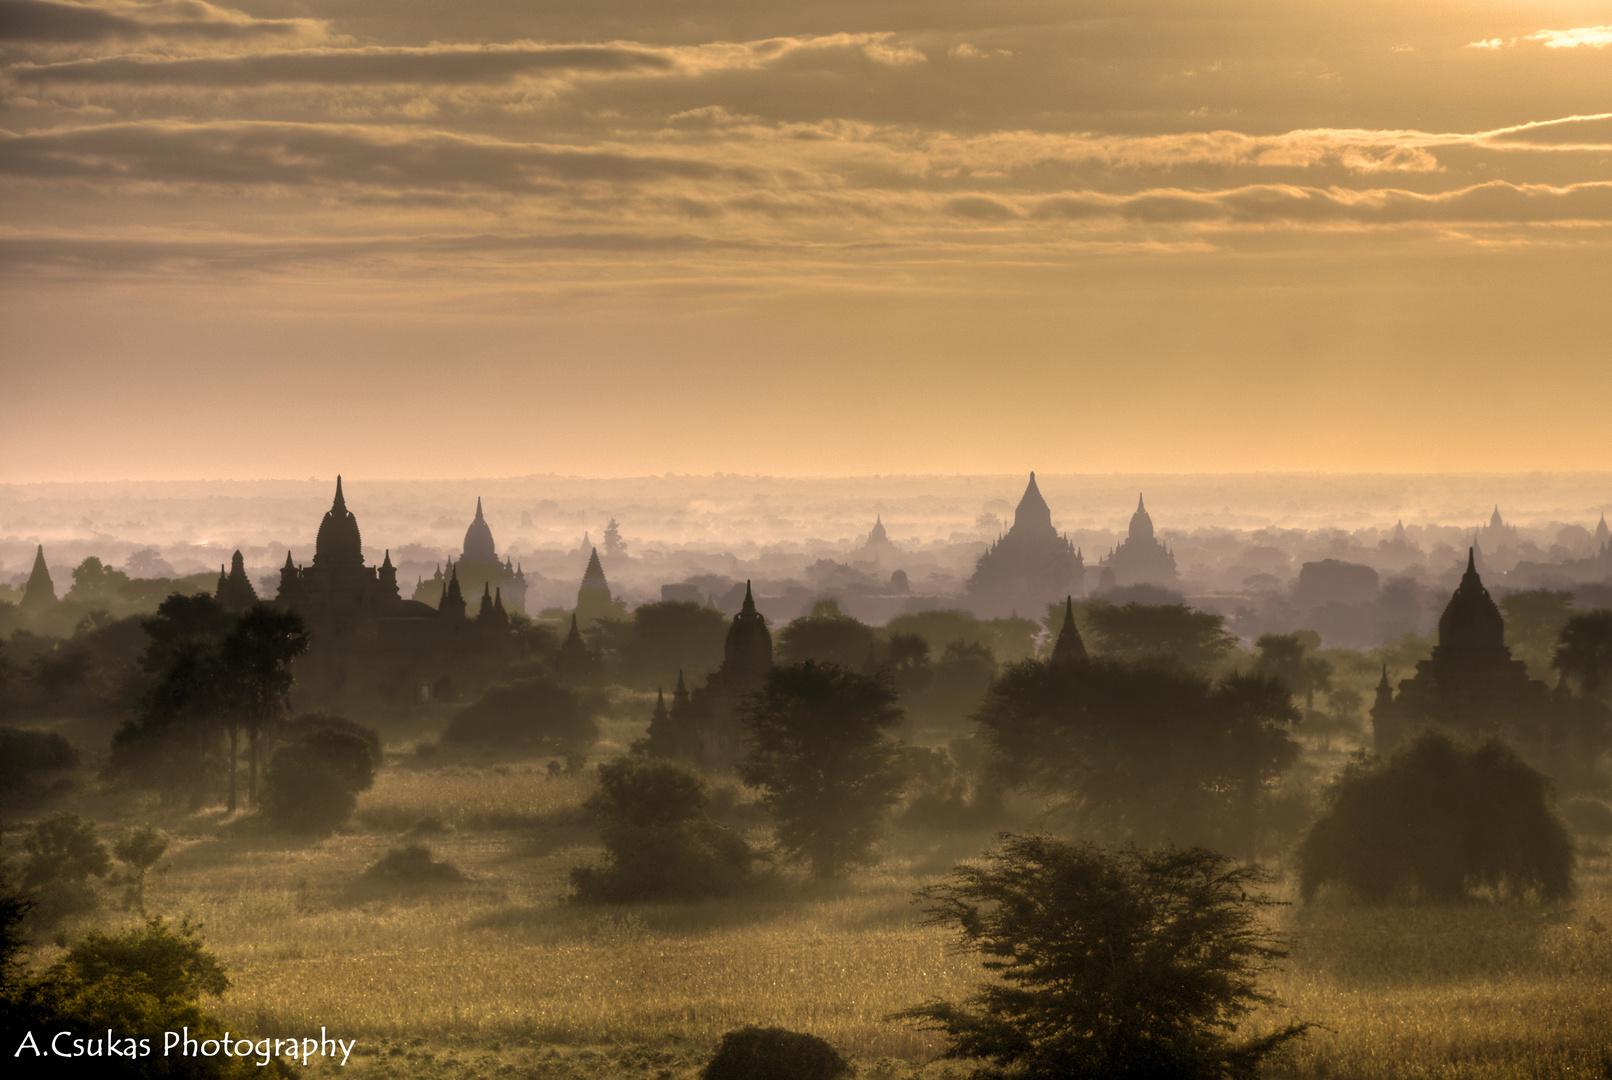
8, 715, 1611, 1079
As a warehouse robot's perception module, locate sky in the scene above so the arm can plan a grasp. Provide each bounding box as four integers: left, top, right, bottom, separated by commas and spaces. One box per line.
2, 0, 1610, 481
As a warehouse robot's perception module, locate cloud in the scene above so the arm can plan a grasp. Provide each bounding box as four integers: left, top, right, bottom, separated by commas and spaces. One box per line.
9, 43, 679, 86
1525, 26, 1612, 49
1481, 113, 1612, 148
0, 121, 751, 190
0, 0, 323, 44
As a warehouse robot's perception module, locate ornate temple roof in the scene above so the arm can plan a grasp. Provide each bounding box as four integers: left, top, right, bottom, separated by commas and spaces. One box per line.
1128, 493, 1155, 544
1012, 472, 1055, 538
463, 497, 498, 564
722, 580, 773, 684
1436, 549, 1506, 659
313, 476, 364, 570
579, 547, 610, 594
21, 544, 56, 609
868, 515, 888, 544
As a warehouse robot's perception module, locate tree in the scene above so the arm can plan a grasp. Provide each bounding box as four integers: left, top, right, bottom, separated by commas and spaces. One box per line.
1501, 590, 1576, 680
893, 835, 1308, 1080
0, 726, 79, 796
775, 602, 876, 668
219, 605, 308, 811
603, 517, 627, 557
13, 917, 295, 1077
1253, 631, 1333, 710
113, 826, 170, 917
738, 661, 906, 879
260, 718, 380, 833
702, 1026, 852, 1080
1554, 609, 1612, 700
441, 676, 599, 754
570, 757, 754, 902
1297, 732, 1574, 903
977, 658, 1300, 855
21, 813, 112, 927
1084, 601, 1239, 674
617, 600, 729, 690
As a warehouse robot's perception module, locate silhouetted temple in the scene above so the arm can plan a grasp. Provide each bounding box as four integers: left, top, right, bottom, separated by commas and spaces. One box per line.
1371, 549, 1608, 783
415, 498, 528, 614
275, 477, 519, 705
1097, 495, 1178, 589
215, 550, 258, 613
648, 581, 774, 768
1050, 596, 1087, 662
20, 545, 56, 611
573, 547, 618, 627
965, 473, 1085, 618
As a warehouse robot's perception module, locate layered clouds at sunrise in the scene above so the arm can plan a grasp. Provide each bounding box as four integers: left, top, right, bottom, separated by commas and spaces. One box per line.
2, 0, 1610, 479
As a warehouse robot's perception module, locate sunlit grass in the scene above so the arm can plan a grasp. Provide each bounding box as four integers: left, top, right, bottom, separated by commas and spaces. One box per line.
20, 753, 1612, 1079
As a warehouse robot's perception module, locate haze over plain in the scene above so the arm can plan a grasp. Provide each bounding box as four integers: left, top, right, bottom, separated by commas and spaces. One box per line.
2, 0, 1609, 479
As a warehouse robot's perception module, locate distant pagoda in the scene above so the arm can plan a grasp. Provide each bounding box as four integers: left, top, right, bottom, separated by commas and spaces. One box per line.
965, 473, 1085, 618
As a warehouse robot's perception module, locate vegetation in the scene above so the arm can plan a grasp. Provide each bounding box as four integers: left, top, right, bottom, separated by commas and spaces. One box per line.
702, 1026, 852, 1080
775, 602, 877, 668
894, 835, 1308, 1080
739, 662, 907, 879
571, 757, 754, 903
1553, 608, 1612, 699
1082, 601, 1239, 674
112, 825, 170, 916
0, 725, 80, 797
260, 718, 381, 833
20, 812, 112, 927
1297, 731, 1575, 903
977, 657, 1301, 854
441, 676, 600, 754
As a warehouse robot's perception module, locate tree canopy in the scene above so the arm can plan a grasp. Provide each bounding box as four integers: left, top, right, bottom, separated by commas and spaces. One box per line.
893, 834, 1308, 1080
977, 658, 1300, 854
738, 661, 906, 879
1083, 601, 1239, 674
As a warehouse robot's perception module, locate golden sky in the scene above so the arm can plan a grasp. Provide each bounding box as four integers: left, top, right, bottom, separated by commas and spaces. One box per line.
2, 0, 1609, 481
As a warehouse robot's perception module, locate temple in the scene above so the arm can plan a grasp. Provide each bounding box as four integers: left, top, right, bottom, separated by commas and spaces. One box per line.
965, 473, 1085, 618
573, 547, 619, 627
20, 545, 57, 612
1097, 495, 1178, 589
1371, 548, 1609, 783
275, 477, 520, 705
414, 498, 528, 614
215, 550, 258, 612
648, 581, 774, 767
1050, 596, 1087, 663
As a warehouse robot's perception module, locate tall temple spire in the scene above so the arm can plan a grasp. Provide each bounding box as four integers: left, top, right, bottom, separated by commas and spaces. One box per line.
21, 545, 56, 610
1051, 596, 1086, 662
333, 474, 346, 514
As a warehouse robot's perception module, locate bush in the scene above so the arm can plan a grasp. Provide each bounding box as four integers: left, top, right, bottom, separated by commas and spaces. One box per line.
20, 813, 112, 928
895, 836, 1308, 1080
10, 917, 296, 1077
570, 758, 754, 903
441, 677, 599, 754
702, 1026, 852, 1080
1297, 731, 1574, 903
260, 720, 380, 833
0, 726, 79, 797
361, 845, 464, 885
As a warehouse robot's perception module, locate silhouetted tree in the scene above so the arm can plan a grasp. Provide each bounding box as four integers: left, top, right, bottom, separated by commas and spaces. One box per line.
441, 676, 599, 754
0, 726, 79, 797
775, 601, 876, 668
1297, 731, 1574, 903
1084, 601, 1238, 674
603, 517, 627, 557
1501, 590, 1576, 679
738, 661, 906, 879
112, 826, 169, 917
219, 605, 308, 811
1554, 609, 1612, 700
618, 600, 728, 690
1254, 631, 1333, 710
893, 834, 1308, 1080
260, 719, 380, 834
570, 757, 754, 902
978, 658, 1300, 854
20, 814, 112, 928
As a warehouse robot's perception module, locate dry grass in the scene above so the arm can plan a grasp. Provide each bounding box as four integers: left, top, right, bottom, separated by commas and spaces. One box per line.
13, 751, 1612, 1079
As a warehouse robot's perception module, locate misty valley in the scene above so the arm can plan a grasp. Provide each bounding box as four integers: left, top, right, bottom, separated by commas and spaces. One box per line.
2, 473, 1609, 1079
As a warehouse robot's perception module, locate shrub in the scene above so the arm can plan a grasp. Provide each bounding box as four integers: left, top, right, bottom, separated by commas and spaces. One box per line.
260, 720, 380, 833
702, 1026, 852, 1080
441, 677, 599, 754
893, 835, 1308, 1080
20, 813, 112, 928
112, 825, 170, 916
11, 917, 296, 1077
1297, 731, 1574, 903
361, 845, 464, 885
0, 726, 79, 797
570, 758, 754, 903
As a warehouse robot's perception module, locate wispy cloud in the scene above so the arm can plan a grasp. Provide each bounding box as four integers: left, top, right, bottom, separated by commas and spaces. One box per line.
1525, 26, 1612, 49
0, 0, 325, 45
